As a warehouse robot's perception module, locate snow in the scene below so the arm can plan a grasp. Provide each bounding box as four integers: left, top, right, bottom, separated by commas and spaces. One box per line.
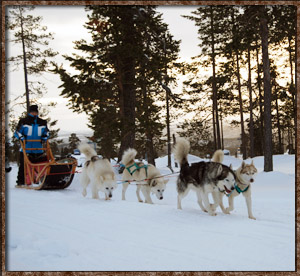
5, 153, 295, 271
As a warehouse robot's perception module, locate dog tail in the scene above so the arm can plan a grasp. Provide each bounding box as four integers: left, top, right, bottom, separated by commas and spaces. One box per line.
78, 143, 97, 160
173, 137, 190, 166
121, 148, 137, 166
212, 149, 224, 163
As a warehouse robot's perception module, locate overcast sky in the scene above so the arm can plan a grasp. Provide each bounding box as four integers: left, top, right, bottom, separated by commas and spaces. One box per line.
6, 5, 200, 136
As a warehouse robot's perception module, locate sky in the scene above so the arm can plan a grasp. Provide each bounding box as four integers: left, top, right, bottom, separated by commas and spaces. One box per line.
5, 5, 200, 137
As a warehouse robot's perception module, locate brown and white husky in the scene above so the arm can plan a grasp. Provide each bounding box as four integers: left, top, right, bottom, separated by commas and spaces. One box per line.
226, 161, 258, 220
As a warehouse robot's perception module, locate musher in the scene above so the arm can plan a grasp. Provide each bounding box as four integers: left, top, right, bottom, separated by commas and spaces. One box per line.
14, 105, 49, 186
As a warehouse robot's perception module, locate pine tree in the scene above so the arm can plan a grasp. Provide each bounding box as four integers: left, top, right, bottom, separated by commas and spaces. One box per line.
68, 133, 81, 153
258, 5, 273, 172
53, 6, 180, 161
6, 6, 58, 112
183, 6, 231, 151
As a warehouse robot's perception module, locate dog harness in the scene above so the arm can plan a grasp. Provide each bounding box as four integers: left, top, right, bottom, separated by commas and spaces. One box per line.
126, 162, 148, 177
234, 183, 249, 194
225, 182, 249, 197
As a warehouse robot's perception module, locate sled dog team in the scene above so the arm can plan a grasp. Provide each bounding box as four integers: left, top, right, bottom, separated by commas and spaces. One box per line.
79, 137, 258, 220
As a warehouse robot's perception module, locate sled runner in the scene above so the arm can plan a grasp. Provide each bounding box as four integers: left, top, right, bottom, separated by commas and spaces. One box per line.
16, 139, 77, 190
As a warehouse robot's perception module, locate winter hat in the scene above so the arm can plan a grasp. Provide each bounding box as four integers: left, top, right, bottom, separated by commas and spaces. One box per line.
29, 105, 39, 113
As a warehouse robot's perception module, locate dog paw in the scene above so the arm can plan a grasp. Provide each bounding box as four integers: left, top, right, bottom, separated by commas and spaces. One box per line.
82, 189, 87, 197
209, 211, 217, 216
225, 207, 232, 213
138, 200, 143, 203
210, 204, 217, 211
249, 215, 256, 220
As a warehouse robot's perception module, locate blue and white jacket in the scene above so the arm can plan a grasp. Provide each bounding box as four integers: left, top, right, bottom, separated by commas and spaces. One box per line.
14, 113, 49, 154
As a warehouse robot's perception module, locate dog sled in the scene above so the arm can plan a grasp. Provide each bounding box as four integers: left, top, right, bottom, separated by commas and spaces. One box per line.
16, 139, 77, 190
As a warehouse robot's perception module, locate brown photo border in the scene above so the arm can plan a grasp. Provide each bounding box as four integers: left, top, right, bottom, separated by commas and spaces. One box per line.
1, 0, 299, 275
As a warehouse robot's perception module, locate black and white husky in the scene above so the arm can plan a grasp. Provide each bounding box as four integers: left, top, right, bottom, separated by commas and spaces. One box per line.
79, 143, 117, 200
173, 138, 236, 216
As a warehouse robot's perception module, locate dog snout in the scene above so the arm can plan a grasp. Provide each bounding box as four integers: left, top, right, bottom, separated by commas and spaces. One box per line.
109, 193, 112, 198
231, 186, 235, 191
250, 179, 254, 183
159, 196, 163, 200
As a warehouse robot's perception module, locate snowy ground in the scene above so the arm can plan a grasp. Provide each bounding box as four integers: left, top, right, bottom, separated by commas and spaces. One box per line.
5, 153, 295, 271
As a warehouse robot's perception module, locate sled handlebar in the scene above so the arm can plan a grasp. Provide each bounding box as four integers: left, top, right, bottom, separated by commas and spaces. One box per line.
22, 139, 47, 142
20, 139, 48, 150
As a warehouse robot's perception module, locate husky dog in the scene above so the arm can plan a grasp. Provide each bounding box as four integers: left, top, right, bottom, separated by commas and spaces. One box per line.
121, 148, 169, 204
173, 138, 236, 216
79, 143, 117, 200
225, 161, 258, 220
210, 150, 235, 214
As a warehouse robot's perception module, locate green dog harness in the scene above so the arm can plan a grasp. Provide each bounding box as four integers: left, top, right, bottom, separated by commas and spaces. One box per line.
226, 182, 249, 197
126, 162, 148, 177
234, 183, 249, 194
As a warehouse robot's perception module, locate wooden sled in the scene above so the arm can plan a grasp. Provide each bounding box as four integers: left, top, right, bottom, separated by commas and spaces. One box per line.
16, 139, 77, 190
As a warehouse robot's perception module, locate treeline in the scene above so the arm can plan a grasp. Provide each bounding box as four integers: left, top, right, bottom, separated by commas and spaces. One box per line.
5, 5, 285, 173
180, 5, 295, 172
54, 5, 295, 171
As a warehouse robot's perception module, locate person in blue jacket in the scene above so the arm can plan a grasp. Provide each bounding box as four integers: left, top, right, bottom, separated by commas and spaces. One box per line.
14, 105, 49, 186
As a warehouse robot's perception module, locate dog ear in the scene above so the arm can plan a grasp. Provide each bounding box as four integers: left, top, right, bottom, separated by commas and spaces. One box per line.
99, 176, 104, 182
216, 164, 223, 176
241, 161, 245, 168
111, 172, 115, 180
164, 178, 169, 184
251, 160, 254, 165
150, 179, 157, 187
229, 164, 233, 170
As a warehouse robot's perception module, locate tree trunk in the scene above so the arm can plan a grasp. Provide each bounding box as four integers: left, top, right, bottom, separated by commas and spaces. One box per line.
220, 108, 224, 150
210, 7, 221, 150
118, 56, 136, 160
275, 86, 283, 154
288, 36, 296, 137
141, 68, 155, 166
247, 46, 254, 158
231, 9, 246, 159
255, 38, 264, 156
236, 51, 247, 160
166, 87, 172, 171
259, 5, 273, 172
20, 9, 30, 112
212, 102, 217, 151
117, 14, 136, 161
173, 134, 178, 168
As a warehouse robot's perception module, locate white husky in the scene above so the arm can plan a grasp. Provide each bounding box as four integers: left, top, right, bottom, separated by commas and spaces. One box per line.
121, 148, 169, 204
79, 143, 117, 200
